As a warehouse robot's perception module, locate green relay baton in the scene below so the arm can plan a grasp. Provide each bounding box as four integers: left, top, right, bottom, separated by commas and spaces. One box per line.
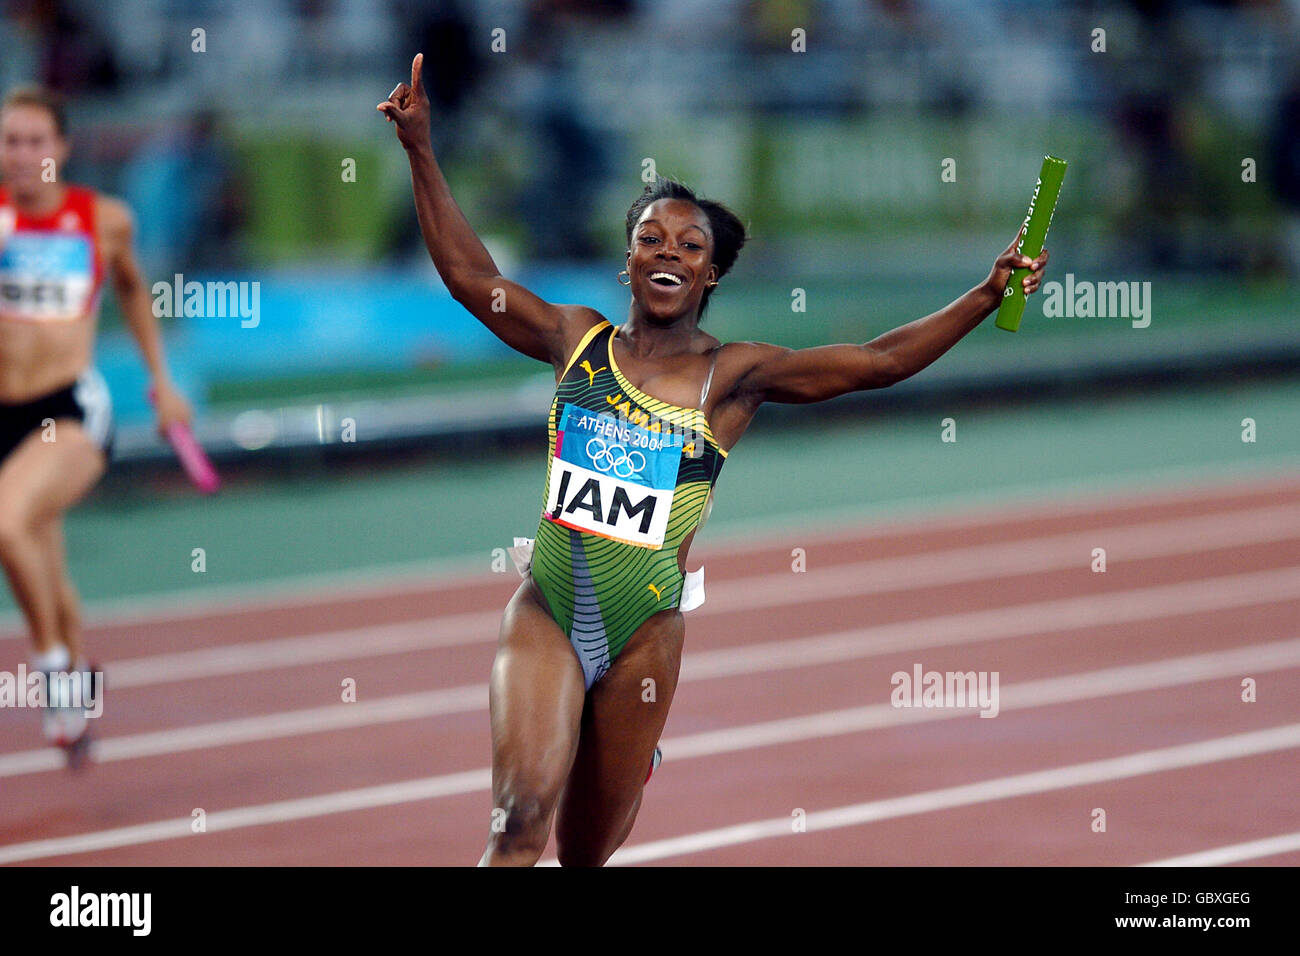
995, 155, 1067, 332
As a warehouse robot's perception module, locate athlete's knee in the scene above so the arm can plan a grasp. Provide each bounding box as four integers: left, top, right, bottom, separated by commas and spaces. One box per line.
555, 838, 609, 867
555, 800, 639, 868
0, 504, 35, 555
484, 792, 553, 861
555, 825, 626, 867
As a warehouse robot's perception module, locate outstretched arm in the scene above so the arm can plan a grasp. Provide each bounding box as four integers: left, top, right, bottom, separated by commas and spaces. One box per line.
732, 230, 1048, 404
379, 53, 586, 367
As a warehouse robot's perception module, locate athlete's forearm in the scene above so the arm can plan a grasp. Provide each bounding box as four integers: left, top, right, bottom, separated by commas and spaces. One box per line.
406, 143, 501, 294
866, 282, 1000, 383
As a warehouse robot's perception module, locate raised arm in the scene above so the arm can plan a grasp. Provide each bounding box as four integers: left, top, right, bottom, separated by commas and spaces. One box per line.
378, 53, 591, 367
732, 229, 1048, 405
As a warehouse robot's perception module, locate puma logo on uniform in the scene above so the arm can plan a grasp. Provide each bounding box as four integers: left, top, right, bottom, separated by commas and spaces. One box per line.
646, 582, 664, 600
580, 360, 606, 387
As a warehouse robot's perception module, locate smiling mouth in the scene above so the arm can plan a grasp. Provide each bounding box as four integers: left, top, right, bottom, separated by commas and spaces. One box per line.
648, 271, 685, 288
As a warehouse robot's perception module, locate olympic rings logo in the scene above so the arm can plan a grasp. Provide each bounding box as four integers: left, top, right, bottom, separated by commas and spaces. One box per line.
586, 438, 645, 478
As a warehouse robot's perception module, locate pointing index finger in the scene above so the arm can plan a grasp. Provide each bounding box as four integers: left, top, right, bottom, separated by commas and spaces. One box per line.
411, 52, 424, 95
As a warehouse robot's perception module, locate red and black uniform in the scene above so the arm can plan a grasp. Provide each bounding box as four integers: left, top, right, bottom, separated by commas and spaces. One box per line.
0, 184, 113, 461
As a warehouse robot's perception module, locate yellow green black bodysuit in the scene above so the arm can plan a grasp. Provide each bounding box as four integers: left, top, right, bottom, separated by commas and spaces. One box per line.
529, 319, 727, 689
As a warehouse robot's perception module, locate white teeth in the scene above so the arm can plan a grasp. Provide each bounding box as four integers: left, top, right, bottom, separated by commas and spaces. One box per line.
649, 272, 683, 286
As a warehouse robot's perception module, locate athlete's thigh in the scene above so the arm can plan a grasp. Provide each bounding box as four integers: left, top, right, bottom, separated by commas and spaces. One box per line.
0, 420, 104, 526
487, 576, 588, 813
554, 608, 685, 859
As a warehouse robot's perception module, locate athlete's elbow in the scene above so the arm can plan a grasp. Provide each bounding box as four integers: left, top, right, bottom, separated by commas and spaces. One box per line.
863, 345, 908, 389
445, 271, 503, 309
442, 271, 474, 303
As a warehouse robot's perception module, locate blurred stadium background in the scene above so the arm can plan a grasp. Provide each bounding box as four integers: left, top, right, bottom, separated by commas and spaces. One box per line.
1, 0, 1300, 864
2, 0, 1296, 609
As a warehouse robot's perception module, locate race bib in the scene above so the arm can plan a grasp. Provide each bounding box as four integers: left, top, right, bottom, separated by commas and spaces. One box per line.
0, 232, 95, 321
544, 404, 684, 548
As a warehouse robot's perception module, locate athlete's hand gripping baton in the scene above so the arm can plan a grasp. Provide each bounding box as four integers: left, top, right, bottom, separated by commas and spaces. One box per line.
995, 155, 1067, 332
148, 387, 220, 494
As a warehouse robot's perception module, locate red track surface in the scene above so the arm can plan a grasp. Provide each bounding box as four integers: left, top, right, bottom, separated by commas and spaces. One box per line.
1, 473, 1298, 866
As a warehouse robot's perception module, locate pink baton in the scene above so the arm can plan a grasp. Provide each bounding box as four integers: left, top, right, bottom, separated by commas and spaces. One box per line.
149, 388, 220, 494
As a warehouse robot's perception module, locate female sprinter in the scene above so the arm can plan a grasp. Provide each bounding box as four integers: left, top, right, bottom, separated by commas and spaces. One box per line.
379, 54, 1048, 866
0, 86, 193, 762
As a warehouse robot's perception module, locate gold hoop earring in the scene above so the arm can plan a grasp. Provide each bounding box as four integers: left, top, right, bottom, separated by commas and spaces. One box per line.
706, 280, 718, 288
617, 269, 631, 286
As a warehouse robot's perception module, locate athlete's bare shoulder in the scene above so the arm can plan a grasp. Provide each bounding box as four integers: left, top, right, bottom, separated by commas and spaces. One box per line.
550, 304, 611, 378
695, 329, 724, 353
708, 339, 786, 395
93, 194, 135, 248
698, 340, 788, 453
93, 193, 132, 226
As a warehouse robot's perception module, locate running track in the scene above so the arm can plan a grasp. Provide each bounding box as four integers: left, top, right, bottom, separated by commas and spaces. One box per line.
1, 472, 1298, 866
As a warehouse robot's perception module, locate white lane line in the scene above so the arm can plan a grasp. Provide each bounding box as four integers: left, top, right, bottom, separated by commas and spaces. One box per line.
1140, 832, 1300, 867
1, 637, 1297, 862
0, 770, 492, 866
81, 503, 1300, 689
600, 724, 1300, 866
105, 612, 503, 688
3, 461, 1296, 638
3, 567, 1298, 778
0, 685, 491, 777
0, 553, 497, 641
698, 501, 1300, 617
682, 565, 1300, 680
668, 636, 1300, 758
710, 459, 1300, 551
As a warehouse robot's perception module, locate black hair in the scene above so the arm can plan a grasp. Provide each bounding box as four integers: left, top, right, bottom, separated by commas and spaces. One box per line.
624, 175, 747, 318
